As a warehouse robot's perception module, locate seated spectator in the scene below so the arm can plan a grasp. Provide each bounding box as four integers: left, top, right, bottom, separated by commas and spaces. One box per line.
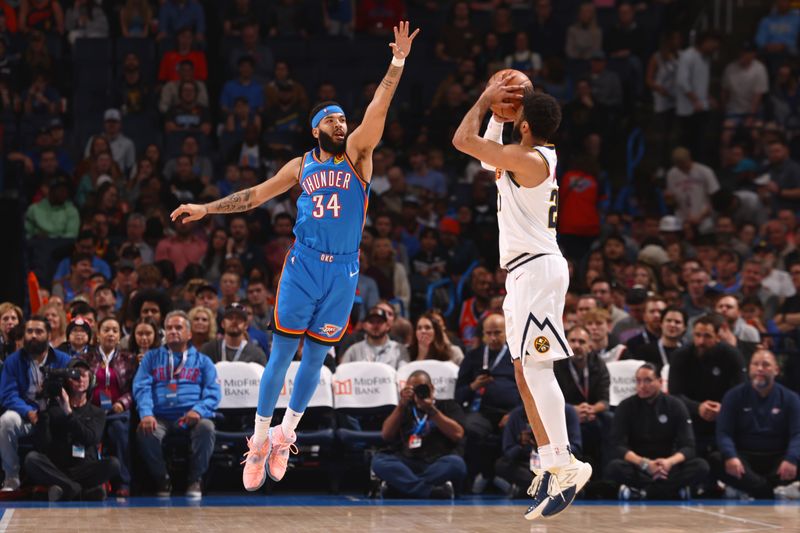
227, 215, 266, 276
83, 108, 136, 175
590, 277, 629, 326
52, 253, 94, 304
583, 308, 626, 363
201, 303, 266, 364
114, 52, 152, 117
188, 304, 215, 348
119, 0, 153, 38
59, 317, 92, 357
92, 283, 116, 322
322, 0, 354, 37
155, 220, 207, 277
495, 403, 581, 498
159, 27, 207, 82
159, 60, 209, 114
130, 318, 160, 364
623, 306, 686, 371
712, 349, 800, 499
65, 0, 108, 45
458, 267, 494, 351
246, 279, 273, 334
80, 317, 136, 496
588, 51, 623, 110
739, 257, 781, 320
367, 237, 410, 314
133, 311, 220, 498
715, 295, 761, 360
41, 302, 67, 348
566, 2, 602, 61
228, 23, 274, 83
164, 81, 212, 138
24, 357, 119, 501
163, 135, 212, 183
0, 315, 71, 491
371, 370, 466, 499
220, 56, 264, 116
0, 303, 23, 355
24, 176, 79, 239
263, 82, 305, 152
504, 31, 541, 78
626, 296, 667, 360
264, 60, 307, 111
665, 147, 719, 235
340, 306, 408, 368
409, 312, 462, 365
610, 288, 649, 345
20, 0, 65, 35
682, 268, 712, 319
606, 363, 709, 500
157, 0, 205, 42
554, 325, 611, 471
223, 0, 255, 37
455, 313, 520, 492
670, 315, 746, 456
721, 43, 768, 146
763, 138, 800, 213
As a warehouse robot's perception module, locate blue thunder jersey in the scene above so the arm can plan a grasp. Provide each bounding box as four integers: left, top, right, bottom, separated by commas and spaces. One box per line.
293, 148, 370, 255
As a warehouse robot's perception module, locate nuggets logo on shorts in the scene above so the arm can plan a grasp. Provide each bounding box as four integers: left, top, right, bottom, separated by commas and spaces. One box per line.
319, 323, 343, 337
533, 336, 550, 354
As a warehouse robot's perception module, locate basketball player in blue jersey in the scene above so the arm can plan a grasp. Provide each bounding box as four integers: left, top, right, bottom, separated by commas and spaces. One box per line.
170, 21, 419, 491
453, 76, 591, 520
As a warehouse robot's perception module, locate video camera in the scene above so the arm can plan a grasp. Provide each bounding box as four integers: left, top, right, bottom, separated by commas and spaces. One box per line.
37, 367, 82, 405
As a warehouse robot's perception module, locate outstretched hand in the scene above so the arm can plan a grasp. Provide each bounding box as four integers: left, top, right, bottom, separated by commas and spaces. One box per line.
170, 204, 207, 224
389, 20, 420, 60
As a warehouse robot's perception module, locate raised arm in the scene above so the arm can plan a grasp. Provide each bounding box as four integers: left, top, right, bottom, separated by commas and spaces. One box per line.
170, 157, 302, 223
346, 21, 419, 161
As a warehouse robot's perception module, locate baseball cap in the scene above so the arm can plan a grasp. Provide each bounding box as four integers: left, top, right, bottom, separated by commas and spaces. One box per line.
625, 287, 649, 305
223, 303, 248, 320
366, 307, 388, 322
196, 283, 217, 296
659, 215, 683, 233
118, 259, 136, 272
104, 108, 122, 121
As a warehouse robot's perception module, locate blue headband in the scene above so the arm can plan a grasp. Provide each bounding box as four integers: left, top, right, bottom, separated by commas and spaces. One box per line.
311, 105, 345, 128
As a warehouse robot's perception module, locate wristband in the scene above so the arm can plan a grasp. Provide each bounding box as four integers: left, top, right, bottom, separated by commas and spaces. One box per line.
391, 56, 405, 67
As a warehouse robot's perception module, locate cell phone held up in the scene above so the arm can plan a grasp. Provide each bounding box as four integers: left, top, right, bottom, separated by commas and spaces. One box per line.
413, 383, 431, 400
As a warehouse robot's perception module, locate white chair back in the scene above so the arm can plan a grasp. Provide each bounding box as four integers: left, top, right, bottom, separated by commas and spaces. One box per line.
607, 359, 645, 407
275, 361, 334, 409
331, 362, 398, 409
396, 360, 460, 400
215, 361, 264, 409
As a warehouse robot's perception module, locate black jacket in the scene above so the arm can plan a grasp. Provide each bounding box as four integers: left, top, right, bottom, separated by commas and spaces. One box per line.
33, 399, 106, 471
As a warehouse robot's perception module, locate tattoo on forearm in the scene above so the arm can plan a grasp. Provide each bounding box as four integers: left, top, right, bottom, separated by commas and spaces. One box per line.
380, 65, 402, 90
209, 189, 253, 213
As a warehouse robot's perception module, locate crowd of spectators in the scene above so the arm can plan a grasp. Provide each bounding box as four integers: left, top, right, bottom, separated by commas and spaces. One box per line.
0, 0, 799, 501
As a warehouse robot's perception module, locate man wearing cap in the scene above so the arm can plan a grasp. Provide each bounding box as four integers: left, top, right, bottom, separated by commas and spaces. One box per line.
665, 147, 720, 234
52, 253, 95, 304
62, 317, 93, 357
340, 307, 408, 369
0, 316, 71, 491
24, 358, 119, 501
84, 108, 135, 174
24, 175, 79, 239
201, 304, 266, 365
194, 283, 221, 316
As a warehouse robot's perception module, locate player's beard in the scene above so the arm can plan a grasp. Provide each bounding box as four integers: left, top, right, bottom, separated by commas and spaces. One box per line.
318, 130, 346, 154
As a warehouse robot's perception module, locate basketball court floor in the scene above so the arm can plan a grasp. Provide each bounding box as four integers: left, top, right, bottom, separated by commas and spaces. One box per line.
0, 495, 796, 532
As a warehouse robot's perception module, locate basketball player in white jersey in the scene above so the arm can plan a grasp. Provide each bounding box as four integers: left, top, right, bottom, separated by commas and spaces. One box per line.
453, 75, 592, 520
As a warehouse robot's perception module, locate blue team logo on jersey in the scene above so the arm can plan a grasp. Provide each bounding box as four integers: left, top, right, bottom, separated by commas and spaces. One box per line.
319, 323, 343, 337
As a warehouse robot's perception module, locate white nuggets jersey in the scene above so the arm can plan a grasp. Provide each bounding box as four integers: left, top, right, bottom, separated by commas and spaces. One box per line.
495, 145, 561, 269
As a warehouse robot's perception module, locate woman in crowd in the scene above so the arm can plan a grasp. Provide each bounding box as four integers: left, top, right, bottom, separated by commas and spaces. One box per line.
0, 302, 23, 358
41, 301, 67, 348
119, 0, 153, 38
81, 316, 136, 496
429, 309, 465, 365
189, 306, 216, 348
129, 317, 160, 364
58, 316, 92, 357
408, 312, 462, 364
202, 227, 229, 283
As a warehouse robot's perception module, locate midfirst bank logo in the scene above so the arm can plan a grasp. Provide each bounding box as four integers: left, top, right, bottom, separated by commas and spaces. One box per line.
333, 376, 393, 396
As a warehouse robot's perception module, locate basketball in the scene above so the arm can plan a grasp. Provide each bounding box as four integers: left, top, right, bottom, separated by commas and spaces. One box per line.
488, 69, 533, 121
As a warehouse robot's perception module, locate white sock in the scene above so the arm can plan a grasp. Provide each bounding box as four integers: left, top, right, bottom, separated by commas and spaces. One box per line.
522, 360, 571, 469
252, 415, 272, 447
281, 408, 303, 437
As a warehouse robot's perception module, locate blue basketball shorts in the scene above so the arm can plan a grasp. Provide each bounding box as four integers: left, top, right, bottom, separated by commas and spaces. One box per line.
272, 241, 359, 345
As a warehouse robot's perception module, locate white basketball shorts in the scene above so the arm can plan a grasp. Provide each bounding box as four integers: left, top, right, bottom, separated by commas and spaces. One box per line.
503, 253, 573, 364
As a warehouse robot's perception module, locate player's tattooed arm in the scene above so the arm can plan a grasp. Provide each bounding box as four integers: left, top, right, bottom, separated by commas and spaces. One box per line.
379, 65, 402, 91
205, 189, 254, 214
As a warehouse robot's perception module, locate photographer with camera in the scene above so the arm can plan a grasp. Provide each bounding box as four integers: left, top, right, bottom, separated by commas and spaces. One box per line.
454, 313, 520, 493
371, 370, 467, 499
24, 358, 120, 501
0, 316, 71, 491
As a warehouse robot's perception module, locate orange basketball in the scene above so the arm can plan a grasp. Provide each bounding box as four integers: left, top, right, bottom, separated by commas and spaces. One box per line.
488, 69, 533, 121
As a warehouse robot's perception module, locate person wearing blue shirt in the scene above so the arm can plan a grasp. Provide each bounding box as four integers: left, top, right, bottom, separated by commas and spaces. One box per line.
756, 1, 800, 56
220, 56, 264, 115
405, 147, 448, 198
52, 231, 112, 283
158, 0, 206, 41
133, 310, 221, 499
0, 316, 71, 491
712, 349, 800, 499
